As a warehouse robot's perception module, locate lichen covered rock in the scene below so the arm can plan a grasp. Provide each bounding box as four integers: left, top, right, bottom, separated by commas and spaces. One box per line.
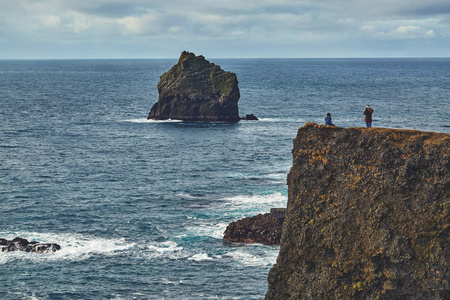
147, 51, 241, 122
266, 123, 449, 300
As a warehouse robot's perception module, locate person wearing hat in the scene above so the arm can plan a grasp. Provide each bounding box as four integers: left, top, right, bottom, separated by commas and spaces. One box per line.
363, 105, 374, 127
325, 113, 335, 126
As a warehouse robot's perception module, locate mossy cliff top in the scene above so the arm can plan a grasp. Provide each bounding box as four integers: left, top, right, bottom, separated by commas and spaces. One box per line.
266, 123, 449, 299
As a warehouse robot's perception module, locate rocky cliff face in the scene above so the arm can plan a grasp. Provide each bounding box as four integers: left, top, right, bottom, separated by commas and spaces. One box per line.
266, 123, 449, 300
147, 51, 241, 122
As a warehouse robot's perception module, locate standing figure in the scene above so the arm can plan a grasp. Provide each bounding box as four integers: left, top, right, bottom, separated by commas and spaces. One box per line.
325, 113, 335, 126
364, 105, 374, 127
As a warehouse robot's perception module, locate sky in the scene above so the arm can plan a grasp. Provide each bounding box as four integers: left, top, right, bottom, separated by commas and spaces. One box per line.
1, 0, 450, 59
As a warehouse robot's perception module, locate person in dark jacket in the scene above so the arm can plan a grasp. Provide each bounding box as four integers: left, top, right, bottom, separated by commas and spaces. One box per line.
363, 105, 374, 127
325, 113, 335, 126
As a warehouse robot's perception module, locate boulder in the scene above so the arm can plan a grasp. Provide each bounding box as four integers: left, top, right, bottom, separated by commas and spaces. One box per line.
224, 208, 285, 245
0, 237, 61, 253
265, 123, 450, 300
148, 51, 241, 122
242, 114, 259, 120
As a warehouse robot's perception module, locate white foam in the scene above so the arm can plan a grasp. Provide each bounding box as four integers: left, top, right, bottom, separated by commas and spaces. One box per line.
265, 173, 288, 180
144, 241, 186, 259
161, 278, 183, 285
222, 247, 279, 267
0, 231, 134, 264
188, 253, 213, 261
121, 118, 182, 123
185, 222, 229, 239
175, 192, 204, 199
256, 117, 303, 123
223, 192, 287, 209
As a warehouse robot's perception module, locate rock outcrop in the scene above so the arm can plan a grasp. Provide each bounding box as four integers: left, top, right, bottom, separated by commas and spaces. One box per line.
1, 237, 61, 253
266, 123, 449, 300
147, 51, 241, 122
242, 114, 259, 121
224, 208, 286, 245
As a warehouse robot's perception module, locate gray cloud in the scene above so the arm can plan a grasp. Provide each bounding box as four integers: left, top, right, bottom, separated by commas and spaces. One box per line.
81, 3, 149, 17
0, 0, 449, 58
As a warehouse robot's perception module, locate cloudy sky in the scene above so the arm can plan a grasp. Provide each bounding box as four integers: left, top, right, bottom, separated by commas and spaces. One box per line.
1, 0, 449, 58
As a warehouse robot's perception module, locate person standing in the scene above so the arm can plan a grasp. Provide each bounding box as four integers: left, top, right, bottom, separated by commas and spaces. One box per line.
363, 105, 374, 127
325, 113, 335, 126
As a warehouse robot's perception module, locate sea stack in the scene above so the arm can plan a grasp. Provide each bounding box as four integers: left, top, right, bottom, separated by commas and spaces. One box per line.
266, 123, 449, 299
147, 51, 241, 122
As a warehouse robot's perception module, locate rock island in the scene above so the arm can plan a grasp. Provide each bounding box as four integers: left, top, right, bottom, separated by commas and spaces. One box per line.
148, 51, 242, 122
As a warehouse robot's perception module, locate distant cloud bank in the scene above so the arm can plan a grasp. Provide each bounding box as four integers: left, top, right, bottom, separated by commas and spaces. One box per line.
0, 0, 449, 58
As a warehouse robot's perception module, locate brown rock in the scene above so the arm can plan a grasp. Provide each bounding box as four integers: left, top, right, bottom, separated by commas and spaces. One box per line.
265, 123, 449, 300
147, 51, 241, 122
224, 208, 285, 245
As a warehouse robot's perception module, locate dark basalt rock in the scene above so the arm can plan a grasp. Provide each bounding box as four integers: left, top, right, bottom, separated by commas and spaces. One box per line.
148, 51, 241, 122
265, 123, 450, 300
1, 237, 61, 253
224, 208, 285, 245
242, 114, 259, 121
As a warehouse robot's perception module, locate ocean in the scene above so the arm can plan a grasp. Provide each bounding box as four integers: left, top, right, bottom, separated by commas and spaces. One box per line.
1, 58, 449, 299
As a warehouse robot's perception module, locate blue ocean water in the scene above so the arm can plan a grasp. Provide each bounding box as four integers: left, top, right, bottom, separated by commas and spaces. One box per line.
0, 58, 449, 299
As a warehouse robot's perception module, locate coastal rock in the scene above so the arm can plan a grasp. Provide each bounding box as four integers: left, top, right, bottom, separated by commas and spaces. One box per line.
242, 114, 259, 121
1, 237, 61, 253
265, 123, 450, 300
147, 51, 241, 122
224, 208, 286, 245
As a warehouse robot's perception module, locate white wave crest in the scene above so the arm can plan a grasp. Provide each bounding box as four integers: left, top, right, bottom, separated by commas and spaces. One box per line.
223, 192, 287, 208
222, 247, 279, 267
122, 118, 182, 123
144, 241, 186, 259
188, 253, 213, 261
184, 222, 229, 239
256, 117, 303, 123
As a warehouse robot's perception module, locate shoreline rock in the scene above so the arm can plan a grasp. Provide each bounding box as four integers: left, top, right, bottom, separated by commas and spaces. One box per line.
241, 114, 259, 121
1, 237, 61, 253
223, 208, 286, 245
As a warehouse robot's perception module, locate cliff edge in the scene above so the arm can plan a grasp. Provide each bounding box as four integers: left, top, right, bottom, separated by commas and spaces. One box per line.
147, 51, 241, 122
266, 123, 449, 299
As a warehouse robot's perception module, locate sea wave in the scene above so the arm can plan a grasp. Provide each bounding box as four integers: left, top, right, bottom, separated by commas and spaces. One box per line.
222, 247, 279, 267
221, 192, 287, 212
0, 231, 134, 264
121, 118, 183, 123
186, 247, 279, 267
256, 117, 303, 123
184, 222, 229, 239
188, 253, 214, 261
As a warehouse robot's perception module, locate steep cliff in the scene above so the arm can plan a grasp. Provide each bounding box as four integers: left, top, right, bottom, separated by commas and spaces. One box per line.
266, 123, 449, 300
147, 51, 241, 122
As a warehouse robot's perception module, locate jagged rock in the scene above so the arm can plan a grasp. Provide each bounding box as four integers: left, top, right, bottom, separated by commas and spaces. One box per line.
224, 208, 286, 245
242, 114, 259, 120
0, 237, 61, 253
266, 123, 449, 300
147, 51, 241, 122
